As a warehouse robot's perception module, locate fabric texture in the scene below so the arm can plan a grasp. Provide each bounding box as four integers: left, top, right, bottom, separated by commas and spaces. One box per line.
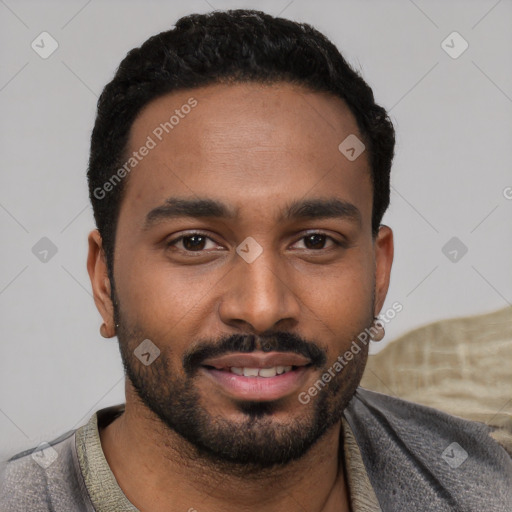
74, 406, 136, 511
344, 388, 512, 511
361, 306, 512, 430
0, 430, 92, 511
1, 388, 511, 511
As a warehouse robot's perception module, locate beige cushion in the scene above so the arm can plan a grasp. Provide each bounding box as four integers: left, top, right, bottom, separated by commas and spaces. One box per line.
361, 307, 512, 450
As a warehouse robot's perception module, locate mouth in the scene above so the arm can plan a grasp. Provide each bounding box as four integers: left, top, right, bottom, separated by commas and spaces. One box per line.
200, 351, 313, 401
210, 365, 296, 377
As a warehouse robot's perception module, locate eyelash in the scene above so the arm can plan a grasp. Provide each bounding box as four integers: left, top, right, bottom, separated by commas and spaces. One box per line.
166, 231, 345, 253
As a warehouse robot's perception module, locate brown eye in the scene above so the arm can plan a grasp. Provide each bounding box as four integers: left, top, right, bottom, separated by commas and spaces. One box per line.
181, 234, 207, 251
292, 232, 341, 251
167, 232, 219, 252
303, 233, 328, 249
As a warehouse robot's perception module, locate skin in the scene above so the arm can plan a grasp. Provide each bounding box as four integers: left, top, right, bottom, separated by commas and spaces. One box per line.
87, 82, 393, 512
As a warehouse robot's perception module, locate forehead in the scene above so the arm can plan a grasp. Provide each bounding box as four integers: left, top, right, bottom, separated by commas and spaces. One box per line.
119, 82, 372, 228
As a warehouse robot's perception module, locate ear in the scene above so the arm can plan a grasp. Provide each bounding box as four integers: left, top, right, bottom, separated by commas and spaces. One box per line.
87, 229, 116, 338
373, 225, 394, 316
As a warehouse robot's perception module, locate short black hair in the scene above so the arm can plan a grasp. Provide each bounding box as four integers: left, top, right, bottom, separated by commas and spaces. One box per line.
87, 8, 395, 272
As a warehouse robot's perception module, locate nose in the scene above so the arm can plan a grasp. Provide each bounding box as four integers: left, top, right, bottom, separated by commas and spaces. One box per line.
218, 250, 301, 334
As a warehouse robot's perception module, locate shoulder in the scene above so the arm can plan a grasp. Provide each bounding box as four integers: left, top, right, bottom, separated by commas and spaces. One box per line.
0, 430, 89, 511
344, 387, 512, 511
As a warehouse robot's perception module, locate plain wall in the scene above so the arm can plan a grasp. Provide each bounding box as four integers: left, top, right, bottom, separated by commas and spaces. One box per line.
1, 0, 511, 460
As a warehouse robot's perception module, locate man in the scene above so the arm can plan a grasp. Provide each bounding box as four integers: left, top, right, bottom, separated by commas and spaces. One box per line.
1, 9, 510, 512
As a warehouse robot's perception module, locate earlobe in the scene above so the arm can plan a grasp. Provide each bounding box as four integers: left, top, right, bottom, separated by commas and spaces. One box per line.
373, 225, 394, 316
87, 230, 116, 338
100, 322, 115, 338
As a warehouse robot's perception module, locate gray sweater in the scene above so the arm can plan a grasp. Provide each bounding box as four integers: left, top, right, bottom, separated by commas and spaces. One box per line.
1, 387, 511, 511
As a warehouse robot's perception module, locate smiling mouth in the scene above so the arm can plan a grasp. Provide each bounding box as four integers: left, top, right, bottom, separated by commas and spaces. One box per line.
202, 364, 308, 377
199, 351, 313, 401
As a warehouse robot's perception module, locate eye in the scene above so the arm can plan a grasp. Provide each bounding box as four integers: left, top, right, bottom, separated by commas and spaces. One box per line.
166, 231, 345, 255
291, 232, 343, 251
166, 232, 222, 252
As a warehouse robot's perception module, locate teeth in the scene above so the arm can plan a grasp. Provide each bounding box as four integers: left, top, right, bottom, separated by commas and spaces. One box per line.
259, 367, 277, 378
229, 366, 294, 377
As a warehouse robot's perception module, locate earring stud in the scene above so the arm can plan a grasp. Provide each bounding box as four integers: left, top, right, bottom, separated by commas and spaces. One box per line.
370, 317, 385, 342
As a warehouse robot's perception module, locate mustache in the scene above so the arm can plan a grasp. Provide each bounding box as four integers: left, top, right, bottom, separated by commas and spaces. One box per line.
183, 331, 327, 375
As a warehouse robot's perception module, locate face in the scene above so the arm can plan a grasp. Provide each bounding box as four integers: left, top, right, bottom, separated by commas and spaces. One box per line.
89, 82, 393, 468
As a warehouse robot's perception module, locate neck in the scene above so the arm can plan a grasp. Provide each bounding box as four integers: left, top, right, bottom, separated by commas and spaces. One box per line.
99, 390, 350, 512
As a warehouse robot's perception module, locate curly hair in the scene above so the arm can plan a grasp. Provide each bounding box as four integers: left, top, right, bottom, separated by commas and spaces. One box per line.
87, 9, 395, 272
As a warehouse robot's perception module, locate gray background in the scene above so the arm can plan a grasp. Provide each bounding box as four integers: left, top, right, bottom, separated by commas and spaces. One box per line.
1, 0, 511, 459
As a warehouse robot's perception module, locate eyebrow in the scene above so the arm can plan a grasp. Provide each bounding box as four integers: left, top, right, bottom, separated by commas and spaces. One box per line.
144, 196, 362, 229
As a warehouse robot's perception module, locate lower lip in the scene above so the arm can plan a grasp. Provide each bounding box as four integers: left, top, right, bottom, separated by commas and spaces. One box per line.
201, 366, 311, 401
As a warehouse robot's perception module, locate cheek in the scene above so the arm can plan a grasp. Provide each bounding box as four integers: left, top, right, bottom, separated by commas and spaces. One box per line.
298, 253, 374, 349
113, 252, 191, 328
114, 250, 226, 358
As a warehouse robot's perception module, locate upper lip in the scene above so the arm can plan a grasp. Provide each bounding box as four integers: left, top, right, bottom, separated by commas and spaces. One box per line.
202, 351, 311, 370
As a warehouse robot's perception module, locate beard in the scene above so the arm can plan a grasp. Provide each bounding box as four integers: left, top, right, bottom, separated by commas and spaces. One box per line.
111, 285, 373, 471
